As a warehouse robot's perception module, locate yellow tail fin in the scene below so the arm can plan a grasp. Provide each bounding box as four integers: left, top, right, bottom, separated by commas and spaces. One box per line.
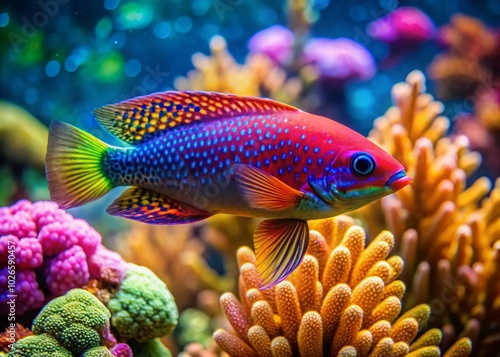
45, 120, 114, 209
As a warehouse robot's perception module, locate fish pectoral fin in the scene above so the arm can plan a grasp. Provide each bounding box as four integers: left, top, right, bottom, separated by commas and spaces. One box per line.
106, 186, 211, 224
233, 164, 305, 211
254, 218, 309, 289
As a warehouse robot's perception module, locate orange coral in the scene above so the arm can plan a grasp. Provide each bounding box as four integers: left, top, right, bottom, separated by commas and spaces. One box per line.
355, 70, 499, 355
216, 217, 471, 356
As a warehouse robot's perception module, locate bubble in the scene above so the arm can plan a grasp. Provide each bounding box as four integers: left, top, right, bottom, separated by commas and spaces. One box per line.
116, 2, 153, 30
64, 55, 79, 72
124, 58, 141, 77
154, 21, 171, 39
95, 17, 113, 38
258, 9, 276, 26
192, 0, 211, 16
175, 16, 192, 33
0, 13, 9, 28
104, 0, 119, 11
110, 31, 127, 47
25, 87, 39, 105
45, 60, 61, 78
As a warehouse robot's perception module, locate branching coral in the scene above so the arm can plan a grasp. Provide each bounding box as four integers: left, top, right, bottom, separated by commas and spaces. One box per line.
215, 217, 472, 356
355, 70, 500, 355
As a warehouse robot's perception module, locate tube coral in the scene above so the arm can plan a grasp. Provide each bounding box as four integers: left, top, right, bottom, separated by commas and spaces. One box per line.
356, 70, 500, 355
215, 217, 472, 356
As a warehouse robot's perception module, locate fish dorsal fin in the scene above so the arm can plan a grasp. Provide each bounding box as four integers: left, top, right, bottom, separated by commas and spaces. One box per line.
93, 91, 300, 145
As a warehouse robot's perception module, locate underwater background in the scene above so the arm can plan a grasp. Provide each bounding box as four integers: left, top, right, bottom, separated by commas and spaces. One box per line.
1, 0, 500, 356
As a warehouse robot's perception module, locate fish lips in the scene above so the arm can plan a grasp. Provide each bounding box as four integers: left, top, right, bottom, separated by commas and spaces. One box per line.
386, 170, 413, 191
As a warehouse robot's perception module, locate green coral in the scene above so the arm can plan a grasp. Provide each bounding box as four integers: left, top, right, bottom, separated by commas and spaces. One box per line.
8, 289, 118, 357
128, 338, 173, 357
175, 308, 213, 348
107, 263, 178, 342
81, 346, 114, 357
32, 289, 111, 355
7, 334, 71, 357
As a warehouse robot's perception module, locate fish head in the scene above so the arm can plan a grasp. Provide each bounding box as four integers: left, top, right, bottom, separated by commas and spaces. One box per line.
308, 145, 412, 213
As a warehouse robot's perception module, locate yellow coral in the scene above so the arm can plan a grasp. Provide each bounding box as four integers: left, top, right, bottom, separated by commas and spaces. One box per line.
216, 218, 448, 356
355, 70, 499, 355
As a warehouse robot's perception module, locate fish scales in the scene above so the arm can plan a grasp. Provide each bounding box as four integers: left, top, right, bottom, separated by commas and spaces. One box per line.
46, 91, 412, 287
104, 112, 336, 217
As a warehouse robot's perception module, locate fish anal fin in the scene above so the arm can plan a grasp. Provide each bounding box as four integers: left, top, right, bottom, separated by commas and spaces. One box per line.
233, 164, 305, 211
93, 91, 299, 145
254, 219, 309, 289
106, 187, 211, 224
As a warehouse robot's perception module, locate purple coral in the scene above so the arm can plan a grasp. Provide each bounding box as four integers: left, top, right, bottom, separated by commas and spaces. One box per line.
0, 200, 127, 315
367, 6, 435, 46
302, 37, 376, 84
248, 25, 295, 65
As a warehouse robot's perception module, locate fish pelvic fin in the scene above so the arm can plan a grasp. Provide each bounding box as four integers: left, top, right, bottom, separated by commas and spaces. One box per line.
254, 218, 309, 289
106, 186, 212, 224
93, 91, 300, 145
46, 120, 114, 209
233, 164, 305, 211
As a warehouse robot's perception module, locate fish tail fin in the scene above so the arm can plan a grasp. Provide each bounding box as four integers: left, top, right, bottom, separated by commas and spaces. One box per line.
45, 120, 114, 209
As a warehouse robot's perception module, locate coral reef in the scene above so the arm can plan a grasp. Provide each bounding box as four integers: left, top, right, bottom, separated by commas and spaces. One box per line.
367, 7, 435, 49
215, 216, 472, 356
106, 263, 178, 342
356, 70, 500, 355
0, 200, 127, 317
428, 14, 500, 177
6, 289, 132, 357
428, 14, 499, 100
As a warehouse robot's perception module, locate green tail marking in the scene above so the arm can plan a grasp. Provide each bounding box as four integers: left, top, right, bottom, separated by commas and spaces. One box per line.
45, 120, 114, 209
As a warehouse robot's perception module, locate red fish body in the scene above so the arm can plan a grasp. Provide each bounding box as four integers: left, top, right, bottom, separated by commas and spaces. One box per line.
46, 91, 412, 287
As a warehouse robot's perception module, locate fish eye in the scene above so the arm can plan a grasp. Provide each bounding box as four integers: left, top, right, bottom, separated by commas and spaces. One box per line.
351, 153, 375, 175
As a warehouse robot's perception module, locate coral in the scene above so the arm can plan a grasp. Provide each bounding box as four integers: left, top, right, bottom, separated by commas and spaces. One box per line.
106, 263, 178, 342
356, 70, 500, 355
367, 7, 435, 47
215, 217, 470, 356
7, 289, 132, 357
248, 25, 294, 66
0, 324, 32, 353
0, 200, 127, 316
127, 338, 173, 357
428, 14, 499, 100
301, 38, 376, 84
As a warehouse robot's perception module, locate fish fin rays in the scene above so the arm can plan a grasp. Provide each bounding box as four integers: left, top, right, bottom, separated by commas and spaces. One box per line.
93, 91, 300, 145
254, 219, 309, 289
233, 164, 305, 211
106, 186, 212, 224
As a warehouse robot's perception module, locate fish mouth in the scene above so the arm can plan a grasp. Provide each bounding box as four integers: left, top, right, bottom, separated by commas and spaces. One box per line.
386, 170, 412, 191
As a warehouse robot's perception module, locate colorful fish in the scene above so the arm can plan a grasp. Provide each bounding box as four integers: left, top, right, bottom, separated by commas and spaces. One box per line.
46, 91, 412, 288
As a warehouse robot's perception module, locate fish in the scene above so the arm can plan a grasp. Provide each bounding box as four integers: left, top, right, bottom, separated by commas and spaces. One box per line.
45, 91, 412, 288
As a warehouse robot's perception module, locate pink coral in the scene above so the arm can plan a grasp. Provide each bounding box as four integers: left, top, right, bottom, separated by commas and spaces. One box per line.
248, 25, 295, 65
0, 200, 126, 315
367, 6, 435, 45
302, 38, 376, 84
45, 246, 90, 296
